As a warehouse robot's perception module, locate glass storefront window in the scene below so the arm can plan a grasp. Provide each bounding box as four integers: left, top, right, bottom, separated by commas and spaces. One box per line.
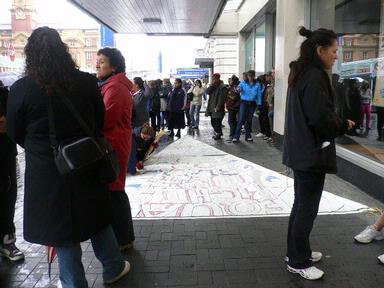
311, 0, 384, 165
255, 23, 266, 75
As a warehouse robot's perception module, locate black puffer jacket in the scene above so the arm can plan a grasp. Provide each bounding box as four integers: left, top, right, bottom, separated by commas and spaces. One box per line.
283, 66, 349, 174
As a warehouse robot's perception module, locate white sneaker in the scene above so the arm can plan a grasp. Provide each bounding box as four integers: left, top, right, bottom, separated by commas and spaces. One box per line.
104, 261, 131, 284
378, 253, 384, 264
354, 225, 384, 244
255, 133, 265, 138
284, 251, 322, 263
232, 138, 239, 143
287, 265, 324, 280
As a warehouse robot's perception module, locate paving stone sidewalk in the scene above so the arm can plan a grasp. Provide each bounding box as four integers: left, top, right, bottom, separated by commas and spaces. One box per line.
1, 115, 383, 288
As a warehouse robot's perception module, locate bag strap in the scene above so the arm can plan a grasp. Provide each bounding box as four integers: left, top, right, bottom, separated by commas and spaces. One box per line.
47, 91, 96, 148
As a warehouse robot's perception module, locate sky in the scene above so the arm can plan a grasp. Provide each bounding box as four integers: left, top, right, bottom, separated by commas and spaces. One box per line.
0, 0, 207, 75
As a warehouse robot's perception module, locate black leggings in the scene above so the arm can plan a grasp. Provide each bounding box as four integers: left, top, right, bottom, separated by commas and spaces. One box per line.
0, 155, 17, 240
109, 190, 135, 245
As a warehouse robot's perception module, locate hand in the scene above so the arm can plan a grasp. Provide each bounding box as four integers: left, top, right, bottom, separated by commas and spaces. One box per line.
0, 116, 6, 133
347, 119, 355, 130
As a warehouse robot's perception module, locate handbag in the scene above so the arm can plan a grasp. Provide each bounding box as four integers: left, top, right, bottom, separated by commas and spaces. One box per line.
187, 87, 194, 102
47, 93, 119, 184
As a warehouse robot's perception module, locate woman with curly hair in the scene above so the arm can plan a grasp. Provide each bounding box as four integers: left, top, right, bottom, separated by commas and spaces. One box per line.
6, 27, 130, 287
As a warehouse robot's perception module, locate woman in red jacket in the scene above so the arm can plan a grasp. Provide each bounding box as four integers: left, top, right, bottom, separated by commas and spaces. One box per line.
96, 47, 135, 250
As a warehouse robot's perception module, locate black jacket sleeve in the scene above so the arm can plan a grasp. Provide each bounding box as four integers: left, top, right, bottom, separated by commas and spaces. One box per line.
301, 71, 348, 139
6, 81, 26, 147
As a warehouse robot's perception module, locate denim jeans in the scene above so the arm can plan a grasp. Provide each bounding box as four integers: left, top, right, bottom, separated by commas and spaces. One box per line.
227, 110, 239, 138
56, 226, 125, 288
233, 101, 256, 139
287, 170, 325, 269
190, 105, 201, 128
127, 126, 142, 174
160, 111, 168, 128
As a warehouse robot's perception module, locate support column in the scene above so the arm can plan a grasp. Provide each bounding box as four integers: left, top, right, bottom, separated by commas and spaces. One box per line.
238, 32, 247, 76
273, 0, 310, 135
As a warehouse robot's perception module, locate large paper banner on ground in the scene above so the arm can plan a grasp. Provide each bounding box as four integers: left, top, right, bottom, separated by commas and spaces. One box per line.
125, 136, 367, 219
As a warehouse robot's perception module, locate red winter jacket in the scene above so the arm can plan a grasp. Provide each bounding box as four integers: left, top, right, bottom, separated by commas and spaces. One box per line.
100, 73, 133, 191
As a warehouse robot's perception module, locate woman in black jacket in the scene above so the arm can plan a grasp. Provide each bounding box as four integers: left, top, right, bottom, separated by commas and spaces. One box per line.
283, 27, 355, 280
6, 27, 130, 287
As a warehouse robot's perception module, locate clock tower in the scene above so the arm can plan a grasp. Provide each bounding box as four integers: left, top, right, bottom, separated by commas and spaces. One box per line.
10, 0, 36, 35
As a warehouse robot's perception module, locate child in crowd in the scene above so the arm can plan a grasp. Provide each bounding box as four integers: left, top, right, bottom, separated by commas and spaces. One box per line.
134, 123, 158, 170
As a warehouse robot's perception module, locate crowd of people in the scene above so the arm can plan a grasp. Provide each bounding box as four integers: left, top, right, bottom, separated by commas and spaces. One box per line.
333, 75, 384, 140
0, 24, 384, 288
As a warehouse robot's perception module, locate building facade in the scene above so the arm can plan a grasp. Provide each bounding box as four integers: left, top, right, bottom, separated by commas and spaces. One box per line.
0, 0, 99, 73
212, 0, 384, 201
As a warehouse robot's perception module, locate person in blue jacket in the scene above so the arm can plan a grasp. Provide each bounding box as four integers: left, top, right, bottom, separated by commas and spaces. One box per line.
232, 70, 263, 142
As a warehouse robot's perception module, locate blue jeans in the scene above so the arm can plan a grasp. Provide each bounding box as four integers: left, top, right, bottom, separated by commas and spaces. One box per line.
127, 126, 142, 174
233, 101, 256, 139
160, 111, 167, 128
190, 105, 201, 128
56, 226, 125, 288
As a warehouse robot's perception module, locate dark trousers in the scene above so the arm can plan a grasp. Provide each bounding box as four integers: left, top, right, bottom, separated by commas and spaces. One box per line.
150, 110, 161, 131
0, 155, 17, 241
110, 190, 135, 246
160, 111, 168, 128
287, 170, 325, 269
234, 101, 256, 139
185, 109, 191, 126
228, 110, 239, 138
211, 117, 224, 135
259, 104, 271, 137
377, 107, 384, 139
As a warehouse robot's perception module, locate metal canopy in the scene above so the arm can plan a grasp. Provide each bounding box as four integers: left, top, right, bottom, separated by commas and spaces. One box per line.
69, 0, 227, 36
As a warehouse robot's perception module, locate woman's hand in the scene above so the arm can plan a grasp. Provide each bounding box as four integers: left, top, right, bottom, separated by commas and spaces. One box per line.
347, 119, 355, 130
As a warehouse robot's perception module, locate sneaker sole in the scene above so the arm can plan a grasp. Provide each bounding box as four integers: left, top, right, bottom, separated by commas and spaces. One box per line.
104, 261, 131, 284
354, 235, 384, 244
287, 265, 324, 280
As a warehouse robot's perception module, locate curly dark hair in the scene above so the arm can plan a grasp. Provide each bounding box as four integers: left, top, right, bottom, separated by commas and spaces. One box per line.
97, 47, 126, 73
24, 27, 78, 95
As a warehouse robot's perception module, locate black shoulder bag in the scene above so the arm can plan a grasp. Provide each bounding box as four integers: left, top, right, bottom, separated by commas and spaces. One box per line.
47, 93, 119, 184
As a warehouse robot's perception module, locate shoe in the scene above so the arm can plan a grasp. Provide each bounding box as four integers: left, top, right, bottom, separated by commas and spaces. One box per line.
120, 241, 134, 251
263, 136, 269, 140
255, 133, 265, 138
266, 137, 273, 142
104, 261, 131, 284
287, 265, 324, 280
0, 243, 25, 261
378, 253, 384, 264
232, 138, 239, 143
377, 137, 383, 142
246, 137, 253, 142
213, 135, 222, 140
284, 252, 322, 263
354, 225, 384, 244
176, 133, 181, 138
